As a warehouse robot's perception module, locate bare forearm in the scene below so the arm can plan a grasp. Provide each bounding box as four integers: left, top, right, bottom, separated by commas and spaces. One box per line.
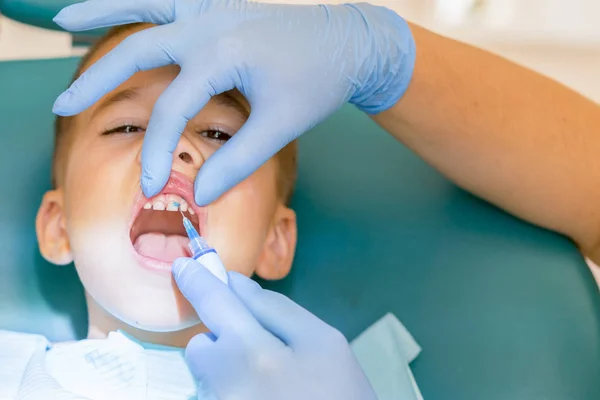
373, 23, 600, 259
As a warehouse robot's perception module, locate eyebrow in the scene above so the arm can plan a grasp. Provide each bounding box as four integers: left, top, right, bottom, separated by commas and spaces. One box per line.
212, 92, 250, 119
91, 87, 141, 119
91, 87, 249, 120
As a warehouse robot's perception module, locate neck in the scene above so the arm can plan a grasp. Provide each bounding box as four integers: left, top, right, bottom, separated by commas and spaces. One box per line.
85, 292, 206, 348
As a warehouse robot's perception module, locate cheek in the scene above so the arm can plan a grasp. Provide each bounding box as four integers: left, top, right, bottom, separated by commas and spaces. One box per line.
69, 224, 197, 331
205, 161, 279, 275
63, 162, 138, 308
69, 223, 131, 281
63, 138, 141, 229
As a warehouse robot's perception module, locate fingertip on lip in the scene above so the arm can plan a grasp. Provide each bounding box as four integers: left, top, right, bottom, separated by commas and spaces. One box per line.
194, 187, 213, 207
194, 195, 205, 207
172, 257, 190, 278
141, 175, 159, 198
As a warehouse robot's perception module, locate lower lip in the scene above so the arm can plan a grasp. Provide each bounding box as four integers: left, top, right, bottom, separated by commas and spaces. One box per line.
132, 251, 174, 273
130, 247, 193, 274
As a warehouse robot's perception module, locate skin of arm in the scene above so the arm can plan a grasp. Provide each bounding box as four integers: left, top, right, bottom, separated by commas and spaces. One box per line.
373, 23, 600, 264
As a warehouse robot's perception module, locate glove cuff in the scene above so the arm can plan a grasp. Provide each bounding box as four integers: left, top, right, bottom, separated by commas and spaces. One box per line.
348, 4, 416, 115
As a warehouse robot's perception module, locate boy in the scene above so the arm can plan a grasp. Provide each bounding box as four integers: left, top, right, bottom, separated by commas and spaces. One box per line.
0, 23, 421, 399
38, 22, 298, 347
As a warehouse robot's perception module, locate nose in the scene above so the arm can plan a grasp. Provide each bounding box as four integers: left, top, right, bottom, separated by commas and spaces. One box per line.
137, 132, 206, 176
172, 133, 205, 172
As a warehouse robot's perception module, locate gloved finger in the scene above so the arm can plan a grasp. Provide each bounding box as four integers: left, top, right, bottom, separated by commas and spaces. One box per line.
53, 25, 174, 116
172, 258, 267, 339
186, 332, 245, 397
228, 271, 334, 349
140, 68, 224, 197
185, 333, 219, 396
53, 0, 176, 30
193, 105, 293, 205
53, 0, 250, 31
187, 332, 215, 352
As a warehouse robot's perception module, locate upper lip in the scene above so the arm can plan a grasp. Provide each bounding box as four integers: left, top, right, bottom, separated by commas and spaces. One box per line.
130, 170, 206, 232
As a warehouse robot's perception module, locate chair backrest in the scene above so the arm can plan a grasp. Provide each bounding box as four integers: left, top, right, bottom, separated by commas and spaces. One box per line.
1, 57, 599, 399
0, 57, 87, 339
0, 0, 71, 31
0, 0, 105, 46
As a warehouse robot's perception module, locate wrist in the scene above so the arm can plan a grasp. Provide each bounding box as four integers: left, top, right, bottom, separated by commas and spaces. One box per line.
347, 4, 416, 115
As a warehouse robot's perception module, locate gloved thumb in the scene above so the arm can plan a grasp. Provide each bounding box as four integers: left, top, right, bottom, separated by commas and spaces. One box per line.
172, 258, 263, 337
194, 106, 297, 205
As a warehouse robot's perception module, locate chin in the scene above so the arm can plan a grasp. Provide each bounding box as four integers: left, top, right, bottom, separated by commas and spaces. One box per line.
119, 312, 200, 333
101, 286, 201, 332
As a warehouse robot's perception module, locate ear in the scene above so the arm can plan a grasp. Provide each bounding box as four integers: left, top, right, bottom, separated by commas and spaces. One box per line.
36, 190, 73, 265
255, 205, 297, 280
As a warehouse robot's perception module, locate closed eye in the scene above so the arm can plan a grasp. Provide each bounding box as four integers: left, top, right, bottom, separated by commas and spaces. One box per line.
102, 125, 231, 143
199, 129, 232, 143
102, 124, 145, 135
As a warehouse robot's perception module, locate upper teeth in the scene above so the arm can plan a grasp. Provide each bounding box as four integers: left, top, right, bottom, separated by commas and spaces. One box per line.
143, 194, 194, 215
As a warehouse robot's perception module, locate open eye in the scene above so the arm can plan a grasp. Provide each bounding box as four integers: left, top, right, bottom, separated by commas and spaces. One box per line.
102, 125, 145, 135
200, 130, 232, 143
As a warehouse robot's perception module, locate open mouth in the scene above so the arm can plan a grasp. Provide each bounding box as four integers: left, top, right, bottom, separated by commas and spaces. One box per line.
130, 193, 202, 265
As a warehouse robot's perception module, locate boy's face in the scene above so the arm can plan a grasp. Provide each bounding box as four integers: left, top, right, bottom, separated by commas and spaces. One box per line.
36, 29, 297, 332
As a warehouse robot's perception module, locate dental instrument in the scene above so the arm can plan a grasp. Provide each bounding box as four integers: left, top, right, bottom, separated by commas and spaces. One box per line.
179, 209, 228, 285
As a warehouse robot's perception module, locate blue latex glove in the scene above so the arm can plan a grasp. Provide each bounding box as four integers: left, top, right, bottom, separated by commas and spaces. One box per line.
53, 0, 416, 205
171, 257, 377, 399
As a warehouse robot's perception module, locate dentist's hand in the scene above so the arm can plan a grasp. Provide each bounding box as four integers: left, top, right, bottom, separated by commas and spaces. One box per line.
52, 0, 416, 205
172, 257, 377, 400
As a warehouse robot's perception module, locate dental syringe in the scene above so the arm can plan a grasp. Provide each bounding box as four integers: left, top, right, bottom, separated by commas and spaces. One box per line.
181, 212, 229, 285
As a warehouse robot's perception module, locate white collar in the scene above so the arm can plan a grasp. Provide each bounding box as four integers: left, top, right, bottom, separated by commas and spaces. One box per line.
43, 330, 197, 400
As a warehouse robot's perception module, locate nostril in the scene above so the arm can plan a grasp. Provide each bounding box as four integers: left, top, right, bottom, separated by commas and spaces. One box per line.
179, 152, 193, 164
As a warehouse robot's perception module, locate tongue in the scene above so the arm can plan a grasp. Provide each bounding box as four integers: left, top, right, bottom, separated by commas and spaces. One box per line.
134, 233, 191, 261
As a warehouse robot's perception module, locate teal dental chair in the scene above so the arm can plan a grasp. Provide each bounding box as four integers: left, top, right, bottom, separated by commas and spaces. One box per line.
0, 0, 105, 44
0, 0, 66, 31
1, 56, 600, 400
2, 1, 600, 396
